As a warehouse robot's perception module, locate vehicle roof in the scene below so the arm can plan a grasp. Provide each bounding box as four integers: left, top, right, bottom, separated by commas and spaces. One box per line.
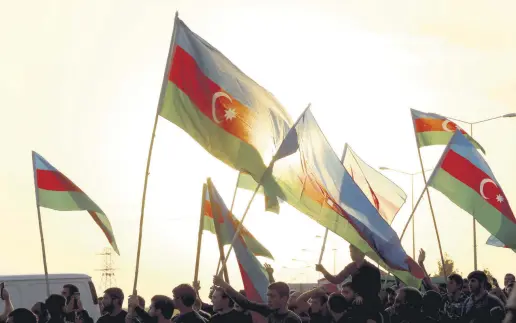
0, 274, 92, 281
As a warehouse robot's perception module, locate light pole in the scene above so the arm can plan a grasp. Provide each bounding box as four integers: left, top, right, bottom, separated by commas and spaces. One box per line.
446, 112, 516, 270
332, 248, 337, 274
379, 167, 432, 259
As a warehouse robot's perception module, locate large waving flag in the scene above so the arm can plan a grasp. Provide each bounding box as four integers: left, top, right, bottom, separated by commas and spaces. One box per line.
32, 152, 119, 254
160, 16, 293, 184
486, 235, 516, 253
428, 131, 515, 248
261, 108, 424, 286
411, 109, 485, 154
237, 172, 281, 214
203, 180, 273, 259
342, 144, 407, 224
206, 179, 268, 323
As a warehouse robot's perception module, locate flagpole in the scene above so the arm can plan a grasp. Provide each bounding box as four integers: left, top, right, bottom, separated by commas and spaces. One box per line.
133, 11, 179, 295
32, 152, 50, 297
193, 183, 207, 285
208, 179, 231, 283
216, 181, 262, 277
215, 173, 240, 275
317, 145, 347, 264
471, 124, 478, 271
411, 115, 447, 279
217, 103, 311, 277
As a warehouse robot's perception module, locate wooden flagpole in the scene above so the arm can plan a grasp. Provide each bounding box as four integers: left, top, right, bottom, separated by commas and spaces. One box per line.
193, 183, 208, 285
32, 152, 50, 297
317, 144, 347, 264
411, 115, 447, 279
208, 179, 231, 283
132, 11, 179, 295
215, 173, 240, 276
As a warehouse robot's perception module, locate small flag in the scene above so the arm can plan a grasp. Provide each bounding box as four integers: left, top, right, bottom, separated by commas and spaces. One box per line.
203, 181, 273, 259
206, 179, 269, 323
410, 109, 485, 153
342, 144, 407, 224
32, 152, 119, 254
428, 131, 515, 248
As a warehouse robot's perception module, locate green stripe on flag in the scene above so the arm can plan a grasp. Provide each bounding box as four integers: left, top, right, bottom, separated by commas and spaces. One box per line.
430, 169, 515, 248
38, 189, 103, 213
160, 82, 269, 182
417, 132, 485, 153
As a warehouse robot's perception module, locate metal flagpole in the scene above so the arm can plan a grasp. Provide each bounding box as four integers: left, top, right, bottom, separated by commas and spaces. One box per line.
132, 11, 179, 295
193, 183, 207, 285
471, 124, 478, 271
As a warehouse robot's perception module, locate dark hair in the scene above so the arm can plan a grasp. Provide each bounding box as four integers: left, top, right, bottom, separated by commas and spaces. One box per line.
151, 295, 175, 319
8, 308, 37, 323
172, 284, 196, 307
137, 296, 145, 309
448, 274, 463, 287
45, 294, 66, 316
468, 271, 488, 287
213, 286, 234, 307
63, 284, 79, 295
400, 287, 423, 311
104, 287, 124, 306
312, 291, 328, 305
386, 287, 396, 295
422, 290, 442, 314
328, 293, 348, 314
268, 282, 290, 298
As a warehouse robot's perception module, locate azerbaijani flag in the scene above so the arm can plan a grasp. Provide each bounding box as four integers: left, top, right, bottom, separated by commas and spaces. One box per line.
160, 16, 293, 184
203, 179, 273, 259
428, 131, 516, 248
411, 109, 485, 154
260, 108, 424, 287
486, 235, 516, 253
236, 172, 281, 214
206, 179, 268, 323
32, 152, 119, 254
342, 144, 407, 224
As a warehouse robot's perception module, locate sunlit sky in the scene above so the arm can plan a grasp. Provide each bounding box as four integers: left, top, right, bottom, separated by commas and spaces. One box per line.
1, 0, 515, 303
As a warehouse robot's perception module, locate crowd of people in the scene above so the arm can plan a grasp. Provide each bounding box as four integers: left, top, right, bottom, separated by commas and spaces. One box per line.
1, 245, 515, 323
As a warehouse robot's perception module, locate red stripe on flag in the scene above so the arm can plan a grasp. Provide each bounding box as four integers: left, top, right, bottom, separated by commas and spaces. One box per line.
168, 45, 256, 145
440, 150, 515, 223
36, 169, 82, 192
237, 262, 267, 323
88, 211, 114, 245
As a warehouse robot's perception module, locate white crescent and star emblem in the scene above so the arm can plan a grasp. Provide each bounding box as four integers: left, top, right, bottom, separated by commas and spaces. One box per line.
442, 120, 454, 132
211, 91, 238, 124
480, 178, 504, 203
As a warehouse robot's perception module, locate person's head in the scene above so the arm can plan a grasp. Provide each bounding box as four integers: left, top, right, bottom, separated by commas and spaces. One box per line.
102, 288, 124, 314
211, 287, 234, 311
61, 284, 79, 303
234, 290, 246, 312
327, 293, 348, 315
468, 271, 488, 295
386, 287, 396, 305
266, 282, 290, 310
349, 245, 365, 262
148, 295, 175, 320
447, 274, 463, 294
309, 291, 328, 313
172, 284, 197, 313
422, 290, 442, 316
137, 296, 145, 309
505, 274, 515, 288
45, 294, 66, 317
340, 282, 355, 302
394, 287, 422, 317
7, 308, 37, 323
31, 302, 48, 322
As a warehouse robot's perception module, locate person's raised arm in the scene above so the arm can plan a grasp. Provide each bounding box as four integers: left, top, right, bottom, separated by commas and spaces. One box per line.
264, 263, 275, 283
316, 263, 355, 285
0, 288, 13, 322
296, 287, 326, 313
127, 295, 154, 323
213, 275, 271, 317
417, 249, 439, 293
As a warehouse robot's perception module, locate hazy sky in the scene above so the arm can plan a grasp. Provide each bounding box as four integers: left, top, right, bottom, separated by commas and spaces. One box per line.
1, 0, 515, 302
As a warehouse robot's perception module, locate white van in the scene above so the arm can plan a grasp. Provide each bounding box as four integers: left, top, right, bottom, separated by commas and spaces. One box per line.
0, 274, 101, 322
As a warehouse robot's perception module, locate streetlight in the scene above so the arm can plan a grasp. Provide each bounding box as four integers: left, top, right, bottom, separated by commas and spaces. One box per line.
446, 112, 516, 270
379, 166, 433, 259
